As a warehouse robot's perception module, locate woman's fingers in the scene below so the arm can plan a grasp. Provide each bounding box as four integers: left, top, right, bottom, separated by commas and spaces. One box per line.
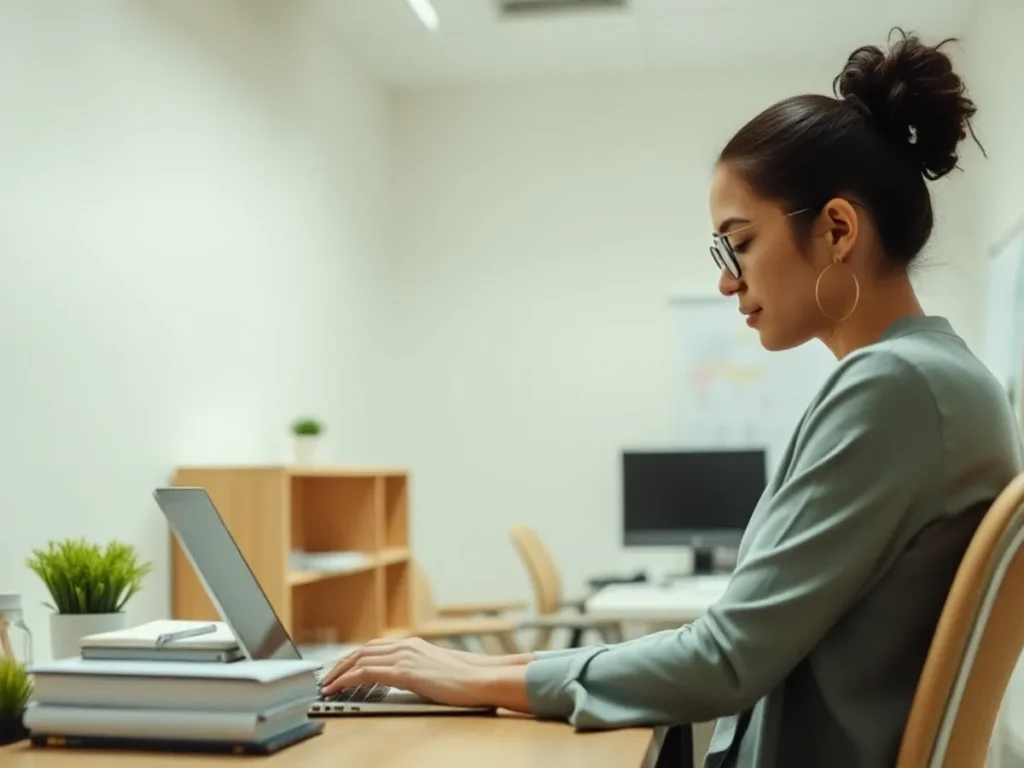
336, 665, 407, 692
319, 640, 402, 689
321, 650, 409, 695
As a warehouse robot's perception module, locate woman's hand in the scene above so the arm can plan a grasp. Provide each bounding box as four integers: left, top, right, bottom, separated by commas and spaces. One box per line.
319, 637, 496, 707
319, 637, 533, 713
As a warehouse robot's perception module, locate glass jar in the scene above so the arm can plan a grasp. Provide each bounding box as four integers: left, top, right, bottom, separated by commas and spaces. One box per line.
0, 594, 33, 666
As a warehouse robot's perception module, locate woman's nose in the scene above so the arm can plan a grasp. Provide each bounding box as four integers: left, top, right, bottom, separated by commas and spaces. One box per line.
718, 268, 742, 297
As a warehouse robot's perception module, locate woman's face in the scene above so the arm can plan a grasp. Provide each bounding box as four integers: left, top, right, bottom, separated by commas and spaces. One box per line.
708, 163, 831, 352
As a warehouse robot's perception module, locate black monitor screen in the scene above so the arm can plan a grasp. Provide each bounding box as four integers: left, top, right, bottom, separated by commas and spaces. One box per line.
622, 450, 767, 546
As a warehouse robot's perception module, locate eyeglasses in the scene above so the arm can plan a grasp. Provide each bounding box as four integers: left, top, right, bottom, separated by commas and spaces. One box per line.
710, 208, 811, 279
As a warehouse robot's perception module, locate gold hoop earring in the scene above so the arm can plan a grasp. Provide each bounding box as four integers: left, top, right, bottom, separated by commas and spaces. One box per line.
815, 258, 860, 323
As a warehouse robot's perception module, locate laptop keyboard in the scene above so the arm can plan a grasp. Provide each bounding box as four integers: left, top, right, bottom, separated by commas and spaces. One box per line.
318, 683, 391, 703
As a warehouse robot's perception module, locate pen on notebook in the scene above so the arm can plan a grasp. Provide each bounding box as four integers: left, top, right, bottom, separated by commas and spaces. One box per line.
156, 623, 217, 647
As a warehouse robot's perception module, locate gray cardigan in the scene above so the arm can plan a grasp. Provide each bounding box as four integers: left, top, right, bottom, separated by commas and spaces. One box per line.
524, 316, 1024, 768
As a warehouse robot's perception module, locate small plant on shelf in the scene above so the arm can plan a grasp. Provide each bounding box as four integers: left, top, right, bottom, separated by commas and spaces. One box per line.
26, 538, 153, 659
291, 417, 325, 464
0, 658, 32, 745
291, 418, 324, 437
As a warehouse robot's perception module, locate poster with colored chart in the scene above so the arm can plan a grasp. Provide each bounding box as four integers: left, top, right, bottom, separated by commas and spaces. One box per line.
981, 228, 1024, 427
671, 295, 836, 472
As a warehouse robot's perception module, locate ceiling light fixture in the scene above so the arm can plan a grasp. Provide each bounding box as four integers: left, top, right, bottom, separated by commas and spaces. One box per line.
406, 0, 440, 30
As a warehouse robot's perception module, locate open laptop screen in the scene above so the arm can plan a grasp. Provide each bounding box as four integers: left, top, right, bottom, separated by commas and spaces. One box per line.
154, 487, 302, 662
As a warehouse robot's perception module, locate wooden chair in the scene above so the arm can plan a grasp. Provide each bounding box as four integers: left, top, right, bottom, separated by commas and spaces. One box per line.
508, 524, 624, 651
398, 560, 523, 654
897, 471, 1024, 767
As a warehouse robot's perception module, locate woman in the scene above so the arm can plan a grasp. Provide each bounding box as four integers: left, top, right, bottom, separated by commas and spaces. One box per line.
320, 30, 1024, 767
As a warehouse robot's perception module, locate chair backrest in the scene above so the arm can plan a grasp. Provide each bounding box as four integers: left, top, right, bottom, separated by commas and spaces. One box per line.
897, 471, 1024, 768
408, 559, 438, 626
508, 525, 564, 650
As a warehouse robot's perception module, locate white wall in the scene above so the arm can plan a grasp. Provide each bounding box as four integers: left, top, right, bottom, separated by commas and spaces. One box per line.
390, 68, 980, 608
963, 0, 1024, 247
0, 0, 391, 657
961, 1, 1024, 763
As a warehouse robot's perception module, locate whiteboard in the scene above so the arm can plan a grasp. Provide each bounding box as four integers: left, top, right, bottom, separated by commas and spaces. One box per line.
980, 228, 1024, 426
669, 295, 837, 472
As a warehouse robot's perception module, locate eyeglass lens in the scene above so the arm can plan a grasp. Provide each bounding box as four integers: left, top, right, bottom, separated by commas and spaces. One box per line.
711, 237, 740, 279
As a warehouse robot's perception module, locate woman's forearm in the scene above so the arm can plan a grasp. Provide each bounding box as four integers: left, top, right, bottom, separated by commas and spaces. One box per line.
453, 649, 534, 667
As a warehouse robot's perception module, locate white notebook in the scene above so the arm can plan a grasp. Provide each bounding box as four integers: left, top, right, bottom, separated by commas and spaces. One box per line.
79, 620, 240, 651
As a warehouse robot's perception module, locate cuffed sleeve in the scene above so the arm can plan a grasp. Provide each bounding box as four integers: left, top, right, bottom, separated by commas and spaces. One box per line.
524, 350, 942, 730
525, 648, 592, 719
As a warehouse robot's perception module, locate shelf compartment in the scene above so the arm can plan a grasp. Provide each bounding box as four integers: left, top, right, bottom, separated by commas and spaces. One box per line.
291, 475, 382, 553
384, 475, 408, 550
291, 569, 379, 645
288, 548, 409, 587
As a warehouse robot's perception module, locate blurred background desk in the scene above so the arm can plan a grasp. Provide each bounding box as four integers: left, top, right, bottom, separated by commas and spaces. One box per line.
585, 576, 730, 628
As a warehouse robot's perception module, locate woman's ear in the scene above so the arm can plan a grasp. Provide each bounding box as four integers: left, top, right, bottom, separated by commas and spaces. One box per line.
819, 198, 859, 261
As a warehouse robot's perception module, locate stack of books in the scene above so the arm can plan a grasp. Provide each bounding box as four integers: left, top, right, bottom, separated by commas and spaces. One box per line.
24, 621, 324, 755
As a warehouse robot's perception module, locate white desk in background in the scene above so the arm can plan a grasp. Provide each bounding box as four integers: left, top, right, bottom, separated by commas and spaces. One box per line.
584, 574, 731, 626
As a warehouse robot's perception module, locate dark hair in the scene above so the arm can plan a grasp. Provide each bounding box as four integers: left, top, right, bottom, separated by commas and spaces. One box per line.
718, 28, 983, 268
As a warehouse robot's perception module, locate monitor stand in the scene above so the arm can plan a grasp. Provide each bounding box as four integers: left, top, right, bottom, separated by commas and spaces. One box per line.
664, 545, 737, 583
692, 545, 716, 575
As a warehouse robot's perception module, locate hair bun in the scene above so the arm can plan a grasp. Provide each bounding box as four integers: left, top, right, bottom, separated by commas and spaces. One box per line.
833, 28, 981, 181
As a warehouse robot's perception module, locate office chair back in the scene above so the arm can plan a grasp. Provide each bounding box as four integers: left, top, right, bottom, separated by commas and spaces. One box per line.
508, 525, 563, 650
897, 471, 1024, 768
408, 559, 438, 626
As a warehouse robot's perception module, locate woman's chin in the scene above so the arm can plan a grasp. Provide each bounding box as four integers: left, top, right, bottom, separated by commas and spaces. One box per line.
757, 324, 813, 353
758, 333, 787, 352
754, 321, 794, 352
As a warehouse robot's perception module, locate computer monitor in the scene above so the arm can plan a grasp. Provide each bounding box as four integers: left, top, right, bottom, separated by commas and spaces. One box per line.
622, 449, 767, 572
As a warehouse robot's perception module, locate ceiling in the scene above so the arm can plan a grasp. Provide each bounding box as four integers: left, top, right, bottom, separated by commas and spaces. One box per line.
316, 0, 982, 88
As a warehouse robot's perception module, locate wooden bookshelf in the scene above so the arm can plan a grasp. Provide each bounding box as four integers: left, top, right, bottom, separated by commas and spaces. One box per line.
169, 466, 412, 645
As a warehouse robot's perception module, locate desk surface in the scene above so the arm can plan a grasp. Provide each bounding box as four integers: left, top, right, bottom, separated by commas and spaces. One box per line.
0, 713, 663, 768
585, 576, 730, 622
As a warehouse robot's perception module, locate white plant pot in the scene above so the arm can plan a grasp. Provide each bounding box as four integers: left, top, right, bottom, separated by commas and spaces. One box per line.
49, 612, 128, 660
293, 435, 320, 465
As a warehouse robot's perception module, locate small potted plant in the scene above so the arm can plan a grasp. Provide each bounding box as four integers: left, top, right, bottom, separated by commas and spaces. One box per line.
26, 539, 153, 659
291, 417, 324, 464
0, 658, 32, 746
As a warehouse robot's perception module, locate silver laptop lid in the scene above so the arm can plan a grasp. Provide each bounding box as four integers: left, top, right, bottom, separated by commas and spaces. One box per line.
154, 487, 305, 663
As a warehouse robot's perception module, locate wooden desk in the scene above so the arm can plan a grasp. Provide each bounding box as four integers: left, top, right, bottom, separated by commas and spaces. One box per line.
0, 714, 667, 768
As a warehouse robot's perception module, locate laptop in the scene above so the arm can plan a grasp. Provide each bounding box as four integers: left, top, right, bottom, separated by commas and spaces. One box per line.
153, 486, 495, 717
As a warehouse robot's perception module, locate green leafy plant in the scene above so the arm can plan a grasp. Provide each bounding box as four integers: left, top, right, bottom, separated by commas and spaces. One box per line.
291, 418, 324, 436
25, 539, 153, 614
0, 659, 32, 719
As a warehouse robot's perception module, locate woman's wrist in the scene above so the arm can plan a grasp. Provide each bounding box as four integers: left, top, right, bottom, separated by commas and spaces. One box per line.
477, 664, 533, 714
